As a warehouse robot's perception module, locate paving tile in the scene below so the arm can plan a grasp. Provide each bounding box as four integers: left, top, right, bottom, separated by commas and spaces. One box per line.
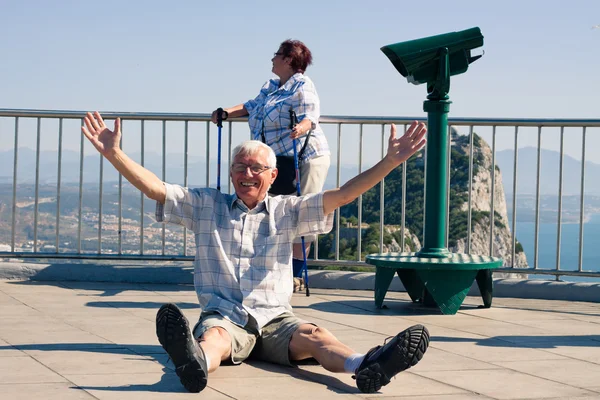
0, 280, 70, 294
410, 347, 501, 372
424, 325, 492, 340
17, 306, 125, 322
362, 395, 493, 400
208, 374, 399, 399
25, 348, 167, 375
86, 296, 201, 322
567, 314, 600, 325
0, 303, 48, 318
65, 314, 156, 334
297, 310, 425, 338
208, 360, 302, 379
541, 343, 600, 364
65, 371, 232, 399
512, 319, 600, 336
98, 334, 163, 354
0, 291, 24, 305
440, 321, 560, 339
0, 382, 96, 399
413, 369, 596, 399
9, 293, 100, 307
390, 312, 493, 328
493, 359, 600, 390
458, 306, 579, 322
490, 299, 599, 317
139, 283, 196, 297
307, 296, 419, 318
64, 311, 153, 337
0, 323, 114, 346
431, 336, 568, 362
0, 356, 66, 384
294, 365, 467, 397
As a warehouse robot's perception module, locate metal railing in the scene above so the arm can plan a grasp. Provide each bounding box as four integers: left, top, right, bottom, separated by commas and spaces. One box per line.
1, 109, 599, 279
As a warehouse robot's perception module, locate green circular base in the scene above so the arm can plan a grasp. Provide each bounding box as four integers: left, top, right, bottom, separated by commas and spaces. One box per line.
366, 252, 503, 270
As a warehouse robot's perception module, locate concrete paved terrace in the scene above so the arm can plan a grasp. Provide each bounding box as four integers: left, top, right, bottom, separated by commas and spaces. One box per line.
1, 279, 600, 400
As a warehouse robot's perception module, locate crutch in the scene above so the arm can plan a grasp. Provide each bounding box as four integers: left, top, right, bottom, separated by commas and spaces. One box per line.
290, 110, 310, 297
215, 108, 228, 191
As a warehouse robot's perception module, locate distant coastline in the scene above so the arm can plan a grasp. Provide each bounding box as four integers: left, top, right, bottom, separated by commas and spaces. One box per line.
586, 213, 600, 224
555, 212, 596, 224
510, 213, 597, 225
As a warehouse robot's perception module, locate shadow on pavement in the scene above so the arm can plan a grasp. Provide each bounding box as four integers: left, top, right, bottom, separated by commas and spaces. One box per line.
433, 334, 600, 348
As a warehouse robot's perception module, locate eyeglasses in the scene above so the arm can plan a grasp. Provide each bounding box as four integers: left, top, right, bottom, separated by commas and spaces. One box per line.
273, 52, 284, 57
231, 162, 272, 174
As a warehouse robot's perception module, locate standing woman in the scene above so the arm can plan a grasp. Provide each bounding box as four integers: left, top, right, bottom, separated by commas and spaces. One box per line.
212, 39, 330, 287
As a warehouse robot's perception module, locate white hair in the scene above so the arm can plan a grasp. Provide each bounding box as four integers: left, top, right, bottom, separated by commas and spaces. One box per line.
231, 140, 277, 168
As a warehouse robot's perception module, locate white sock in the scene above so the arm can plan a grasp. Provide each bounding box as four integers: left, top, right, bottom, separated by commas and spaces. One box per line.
343, 353, 365, 374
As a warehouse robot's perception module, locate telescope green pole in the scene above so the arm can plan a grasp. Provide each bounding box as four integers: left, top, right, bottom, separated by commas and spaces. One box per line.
417, 48, 451, 258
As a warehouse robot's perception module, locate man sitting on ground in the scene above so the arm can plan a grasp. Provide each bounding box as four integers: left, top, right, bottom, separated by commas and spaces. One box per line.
81, 111, 429, 394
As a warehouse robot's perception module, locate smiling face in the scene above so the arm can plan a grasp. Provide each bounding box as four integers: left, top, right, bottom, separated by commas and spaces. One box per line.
230, 147, 277, 209
271, 46, 292, 78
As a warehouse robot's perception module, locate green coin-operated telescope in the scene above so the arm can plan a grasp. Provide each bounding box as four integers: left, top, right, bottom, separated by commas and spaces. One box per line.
366, 28, 502, 315
380, 26, 485, 258
381, 27, 483, 100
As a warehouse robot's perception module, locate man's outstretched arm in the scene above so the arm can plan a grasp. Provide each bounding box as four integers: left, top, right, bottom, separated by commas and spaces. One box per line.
82, 111, 167, 204
323, 122, 427, 216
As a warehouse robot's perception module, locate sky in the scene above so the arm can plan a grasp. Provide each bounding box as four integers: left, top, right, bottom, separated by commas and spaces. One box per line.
1, 0, 599, 165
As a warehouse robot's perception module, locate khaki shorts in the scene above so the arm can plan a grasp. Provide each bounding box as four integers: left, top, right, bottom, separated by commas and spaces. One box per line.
192, 311, 314, 366
297, 154, 330, 244
300, 154, 330, 195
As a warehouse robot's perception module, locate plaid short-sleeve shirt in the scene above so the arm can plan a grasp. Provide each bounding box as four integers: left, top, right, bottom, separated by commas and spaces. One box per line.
156, 183, 334, 329
244, 73, 330, 163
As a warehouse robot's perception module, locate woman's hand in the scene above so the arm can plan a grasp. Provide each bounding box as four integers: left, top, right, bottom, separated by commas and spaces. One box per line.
211, 104, 248, 124
289, 118, 312, 139
210, 108, 221, 125
289, 125, 303, 139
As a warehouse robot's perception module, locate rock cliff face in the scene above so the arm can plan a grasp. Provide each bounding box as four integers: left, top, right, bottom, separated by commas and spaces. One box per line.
381, 225, 422, 253
449, 130, 529, 277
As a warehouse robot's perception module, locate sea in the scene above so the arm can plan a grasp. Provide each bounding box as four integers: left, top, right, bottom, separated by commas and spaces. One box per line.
512, 213, 600, 282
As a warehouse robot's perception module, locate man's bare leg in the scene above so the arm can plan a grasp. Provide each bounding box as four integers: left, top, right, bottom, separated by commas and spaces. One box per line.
198, 326, 232, 373
288, 323, 430, 393
289, 324, 355, 372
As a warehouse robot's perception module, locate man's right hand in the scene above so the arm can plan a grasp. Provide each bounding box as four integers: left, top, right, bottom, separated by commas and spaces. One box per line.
81, 111, 166, 203
82, 111, 121, 158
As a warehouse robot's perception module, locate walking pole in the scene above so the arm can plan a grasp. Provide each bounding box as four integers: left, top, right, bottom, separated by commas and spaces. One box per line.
216, 108, 227, 191
290, 110, 310, 297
